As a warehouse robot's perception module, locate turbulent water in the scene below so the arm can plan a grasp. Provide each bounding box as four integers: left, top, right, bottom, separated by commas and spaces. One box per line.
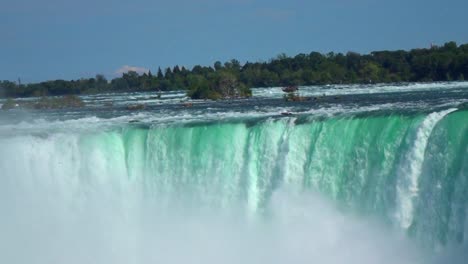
0, 82, 467, 263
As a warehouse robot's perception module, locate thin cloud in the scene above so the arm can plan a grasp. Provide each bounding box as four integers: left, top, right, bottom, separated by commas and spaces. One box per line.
115, 65, 149, 76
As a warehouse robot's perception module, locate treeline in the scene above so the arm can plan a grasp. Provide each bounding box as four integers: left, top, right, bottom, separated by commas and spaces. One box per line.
1, 41, 467, 99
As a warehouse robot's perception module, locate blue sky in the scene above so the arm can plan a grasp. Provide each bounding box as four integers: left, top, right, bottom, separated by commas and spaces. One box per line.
1, 0, 467, 83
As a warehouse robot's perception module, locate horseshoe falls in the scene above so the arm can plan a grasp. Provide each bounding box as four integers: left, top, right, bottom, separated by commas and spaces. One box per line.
0, 82, 467, 264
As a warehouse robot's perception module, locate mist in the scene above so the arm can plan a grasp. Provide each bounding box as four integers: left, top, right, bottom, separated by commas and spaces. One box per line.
1, 103, 467, 264
0, 162, 425, 264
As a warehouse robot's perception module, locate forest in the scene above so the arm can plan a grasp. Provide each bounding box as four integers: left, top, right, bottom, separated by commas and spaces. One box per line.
1, 41, 467, 100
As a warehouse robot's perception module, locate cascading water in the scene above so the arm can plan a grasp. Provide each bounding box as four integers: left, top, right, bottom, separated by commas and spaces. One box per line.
395, 108, 457, 230
0, 83, 467, 264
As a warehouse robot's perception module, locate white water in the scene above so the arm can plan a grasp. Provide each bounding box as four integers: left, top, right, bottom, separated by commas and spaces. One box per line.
253, 82, 468, 98
395, 108, 457, 229
0, 128, 426, 264
0, 82, 467, 263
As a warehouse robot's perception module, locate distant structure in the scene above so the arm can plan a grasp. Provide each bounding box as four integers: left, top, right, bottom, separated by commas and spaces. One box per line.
17, 78, 21, 87
430, 42, 439, 49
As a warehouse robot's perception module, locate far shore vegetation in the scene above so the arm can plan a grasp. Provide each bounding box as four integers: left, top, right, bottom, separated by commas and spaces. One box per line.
1, 41, 467, 101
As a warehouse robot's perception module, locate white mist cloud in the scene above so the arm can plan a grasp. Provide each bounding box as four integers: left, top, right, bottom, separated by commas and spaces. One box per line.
0, 134, 427, 264
0, 132, 459, 264
115, 65, 149, 75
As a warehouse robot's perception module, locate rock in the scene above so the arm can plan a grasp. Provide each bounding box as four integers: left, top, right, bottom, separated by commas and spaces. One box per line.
126, 104, 145, 111
1, 99, 17, 110
282, 85, 299, 93
284, 93, 310, 102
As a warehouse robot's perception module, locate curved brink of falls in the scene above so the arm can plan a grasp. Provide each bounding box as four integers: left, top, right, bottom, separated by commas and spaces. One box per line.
0, 109, 467, 263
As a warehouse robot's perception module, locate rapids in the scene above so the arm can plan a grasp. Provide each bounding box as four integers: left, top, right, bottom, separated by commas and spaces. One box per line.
0, 82, 467, 263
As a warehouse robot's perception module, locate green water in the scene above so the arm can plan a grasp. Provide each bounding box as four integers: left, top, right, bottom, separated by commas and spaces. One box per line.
1, 109, 467, 251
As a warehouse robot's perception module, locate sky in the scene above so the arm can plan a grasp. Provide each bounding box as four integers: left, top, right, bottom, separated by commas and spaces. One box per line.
1, 0, 467, 83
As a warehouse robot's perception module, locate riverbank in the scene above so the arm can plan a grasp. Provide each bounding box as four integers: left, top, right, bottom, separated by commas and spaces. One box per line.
1, 41, 467, 100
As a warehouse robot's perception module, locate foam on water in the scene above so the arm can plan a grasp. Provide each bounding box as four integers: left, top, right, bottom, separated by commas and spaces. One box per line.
395, 108, 458, 229
0, 131, 425, 264
0, 82, 467, 263
253, 82, 468, 98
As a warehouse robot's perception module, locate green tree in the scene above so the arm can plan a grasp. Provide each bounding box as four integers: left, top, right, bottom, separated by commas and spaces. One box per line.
214, 61, 222, 71
157, 67, 164, 79
360, 62, 381, 82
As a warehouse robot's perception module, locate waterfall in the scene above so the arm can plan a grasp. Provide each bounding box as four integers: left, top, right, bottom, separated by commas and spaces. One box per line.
0, 109, 467, 263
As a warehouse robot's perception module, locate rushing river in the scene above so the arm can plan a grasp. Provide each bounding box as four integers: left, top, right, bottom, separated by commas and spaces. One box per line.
0, 82, 467, 264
